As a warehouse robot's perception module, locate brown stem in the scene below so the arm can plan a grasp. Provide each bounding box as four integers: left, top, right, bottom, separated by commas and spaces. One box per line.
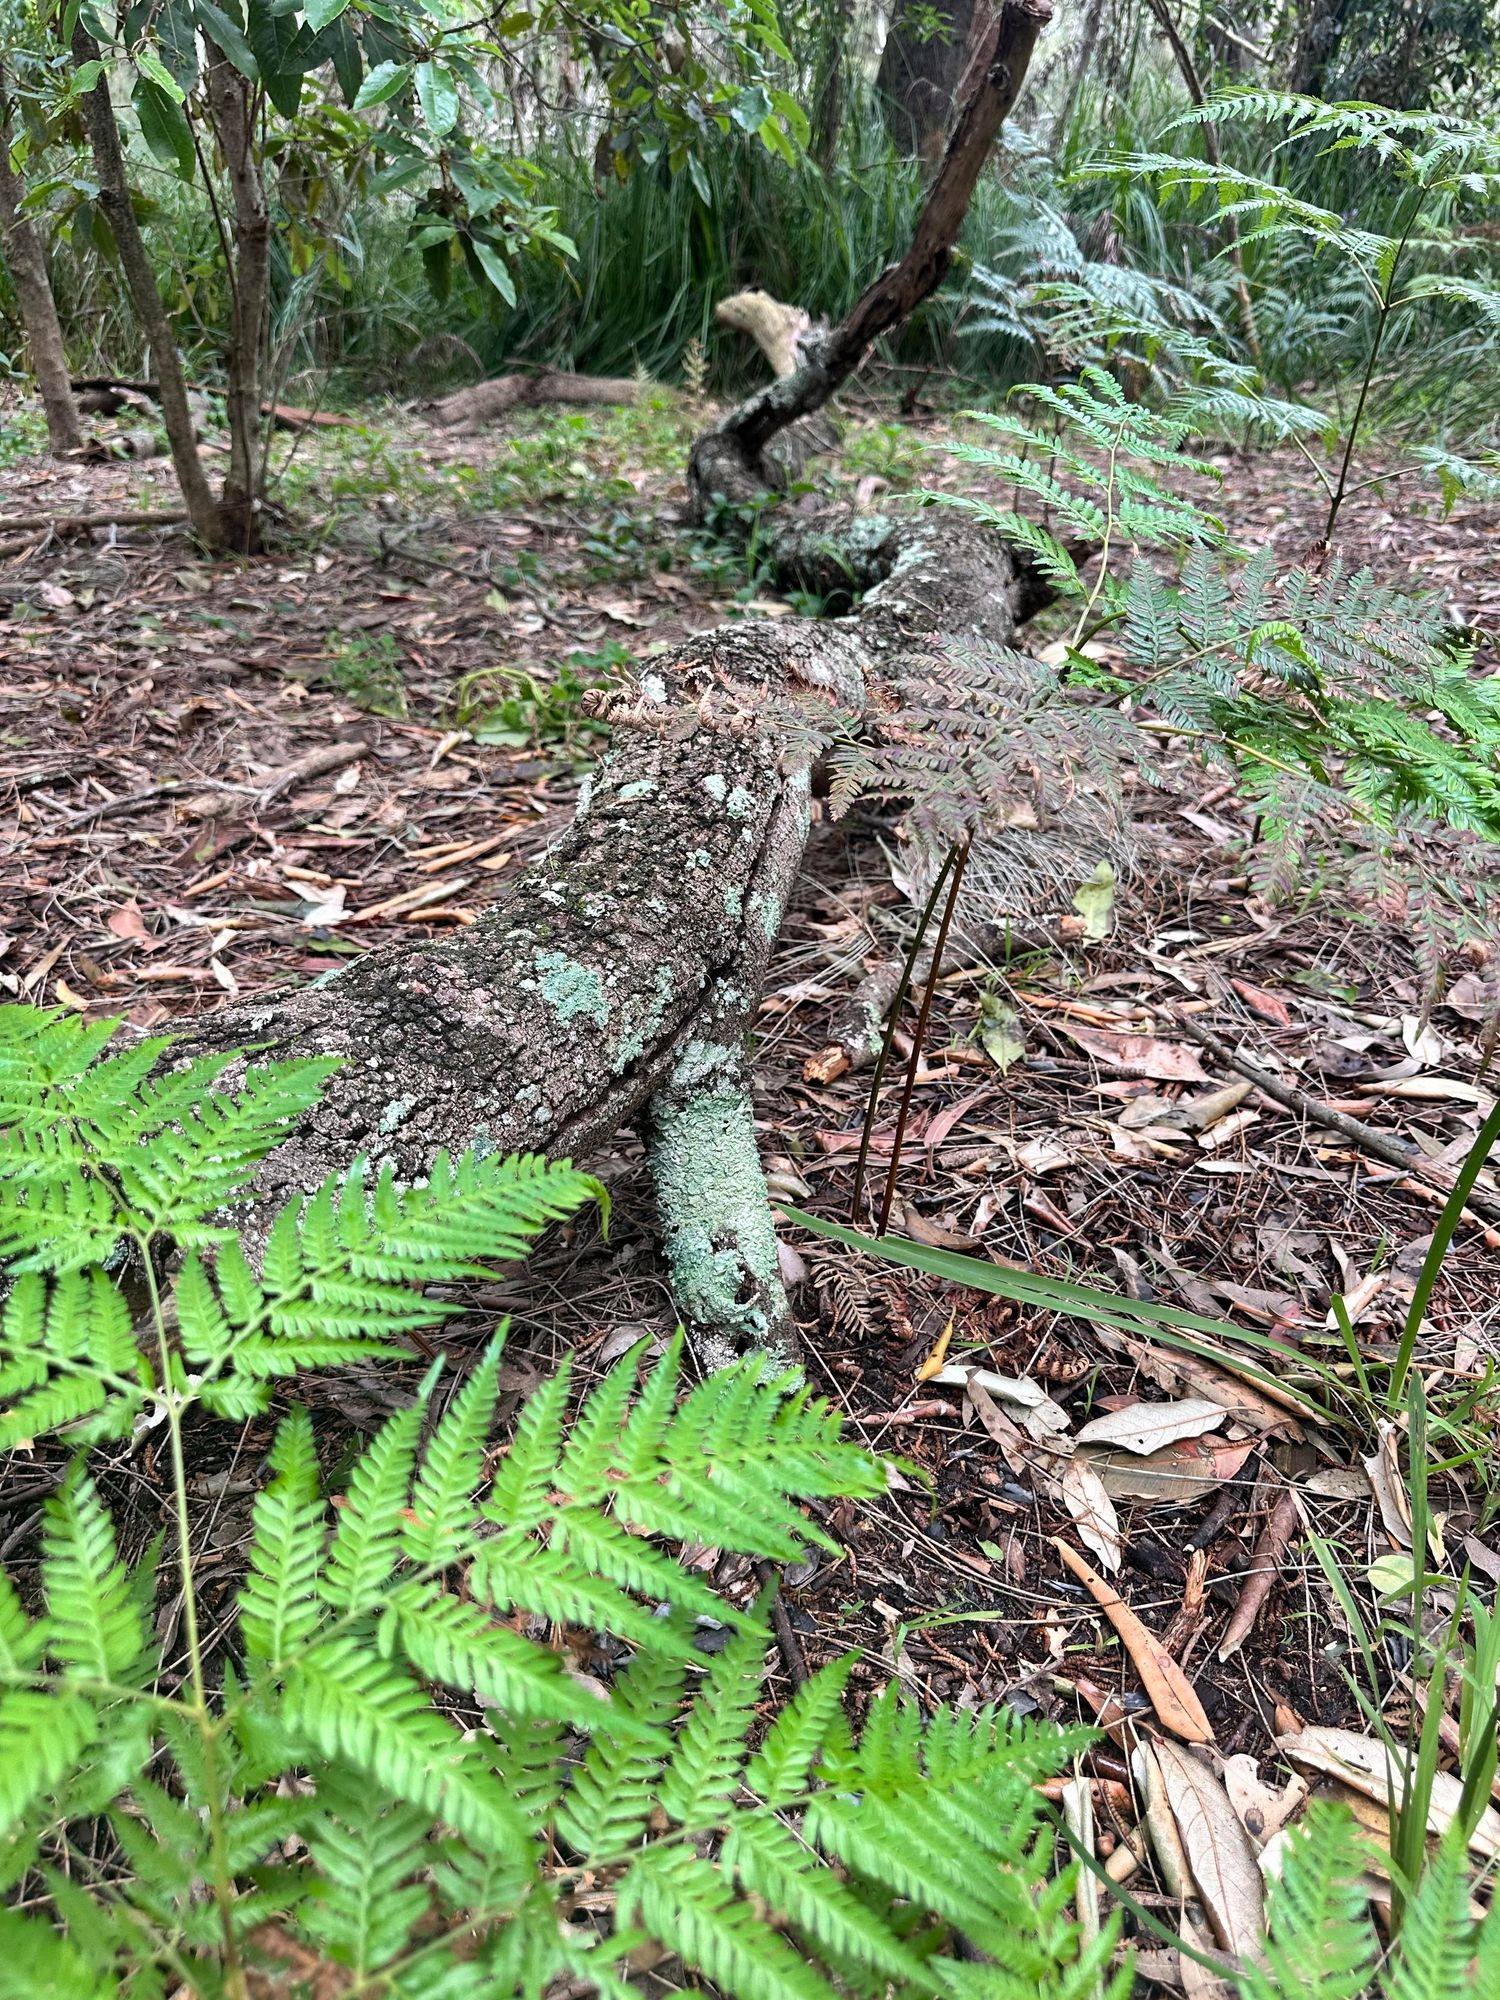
850, 846, 956, 1223
0, 66, 83, 452
70, 30, 224, 546
203, 41, 270, 552
876, 838, 971, 1236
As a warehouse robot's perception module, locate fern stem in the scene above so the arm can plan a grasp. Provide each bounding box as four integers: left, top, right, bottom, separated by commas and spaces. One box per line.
849, 844, 956, 1223
140, 1244, 249, 2000
1324, 184, 1425, 544
876, 837, 971, 1238
1070, 438, 1118, 649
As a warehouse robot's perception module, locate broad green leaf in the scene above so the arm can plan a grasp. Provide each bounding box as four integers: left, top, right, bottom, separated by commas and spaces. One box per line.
132, 48, 186, 104
131, 77, 196, 182
354, 59, 411, 109
414, 60, 459, 137
303, 0, 348, 27
471, 236, 516, 306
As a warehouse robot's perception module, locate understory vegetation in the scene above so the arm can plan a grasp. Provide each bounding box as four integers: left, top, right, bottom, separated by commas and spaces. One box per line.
4, 0, 1500, 1992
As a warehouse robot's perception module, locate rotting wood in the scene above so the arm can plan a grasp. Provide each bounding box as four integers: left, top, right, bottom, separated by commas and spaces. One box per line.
426, 368, 642, 433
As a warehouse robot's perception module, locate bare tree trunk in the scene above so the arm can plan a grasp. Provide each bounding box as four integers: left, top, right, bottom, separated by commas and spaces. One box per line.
173, 0, 1055, 1366
71, 28, 225, 548
811, 0, 854, 172
878, 0, 996, 163
0, 68, 83, 453
202, 43, 269, 553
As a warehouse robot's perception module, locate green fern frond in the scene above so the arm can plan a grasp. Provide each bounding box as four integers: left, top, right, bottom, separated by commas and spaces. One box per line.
282, 1634, 528, 1852
657, 1609, 769, 1827
300, 1773, 437, 1980
555, 1644, 687, 1861
379, 1581, 611, 1727
745, 1652, 855, 1807
621, 1844, 839, 2000
1242, 1801, 1377, 2000
42, 1468, 148, 1686
238, 1409, 326, 1670
403, 1341, 504, 1567
722, 1811, 932, 1984
1381, 1826, 1476, 2000
321, 1399, 425, 1612
0, 1904, 112, 2000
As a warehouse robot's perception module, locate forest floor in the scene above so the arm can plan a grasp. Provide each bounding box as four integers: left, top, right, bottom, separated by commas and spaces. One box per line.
4, 382, 1500, 1922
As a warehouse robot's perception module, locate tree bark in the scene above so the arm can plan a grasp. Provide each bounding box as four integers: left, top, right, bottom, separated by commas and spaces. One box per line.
170, 0, 1053, 1366
877, 0, 996, 164
177, 513, 1037, 1365
202, 42, 269, 553
71, 28, 225, 549
0, 68, 83, 454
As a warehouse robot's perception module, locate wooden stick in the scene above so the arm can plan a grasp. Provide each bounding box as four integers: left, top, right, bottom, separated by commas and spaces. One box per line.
1176, 1012, 1500, 1227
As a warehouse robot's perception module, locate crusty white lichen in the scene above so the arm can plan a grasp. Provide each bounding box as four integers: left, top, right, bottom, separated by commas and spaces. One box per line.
646, 1036, 792, 1368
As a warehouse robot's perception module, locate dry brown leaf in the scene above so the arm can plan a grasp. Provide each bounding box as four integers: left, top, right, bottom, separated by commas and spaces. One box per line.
1109, 1329, 1314, 1434
963, 1377, 1037, 1478
1087, 1435, 1255, 1507
1218, 1487, 1302, 1662
1059, 1022, 1211, 1082
1052, 1537, 1215, 1742
1076, 1398, 1225, 1456
1362, 1421, 1413, 1549
1060, 1456, 1123, 1572
107, 901, 148, 941
1154, 1740, 1266, 1961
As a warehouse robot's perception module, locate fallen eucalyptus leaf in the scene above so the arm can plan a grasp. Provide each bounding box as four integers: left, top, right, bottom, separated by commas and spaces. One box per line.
1076, 1398, 1226, 1456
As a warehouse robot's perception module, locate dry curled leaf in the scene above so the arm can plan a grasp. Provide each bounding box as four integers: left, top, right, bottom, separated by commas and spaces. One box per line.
1221, 1754, 1308, 1849
1076, 1398, 1226, 1456
1154, 1740, 1266, 1963
1052, 1537, 1215, 1743
1218, 1486, 1302, 1662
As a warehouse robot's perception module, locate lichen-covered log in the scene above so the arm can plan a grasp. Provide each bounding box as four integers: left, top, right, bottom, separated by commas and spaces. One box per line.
176, 514, 1035, 1363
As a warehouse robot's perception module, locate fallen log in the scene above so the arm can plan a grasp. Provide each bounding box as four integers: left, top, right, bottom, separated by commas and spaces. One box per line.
426, 368, 642, 433
170, 0, 1054, 1366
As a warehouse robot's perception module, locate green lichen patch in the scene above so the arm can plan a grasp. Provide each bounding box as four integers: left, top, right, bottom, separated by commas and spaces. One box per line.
534, 948, 609, 1026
